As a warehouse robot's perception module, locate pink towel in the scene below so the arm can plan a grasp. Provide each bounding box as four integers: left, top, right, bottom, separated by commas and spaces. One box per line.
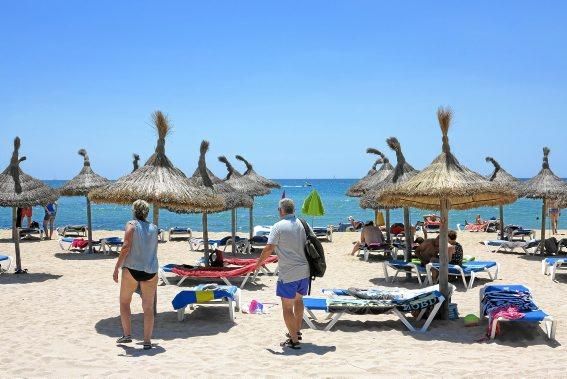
487, 306, 525, 337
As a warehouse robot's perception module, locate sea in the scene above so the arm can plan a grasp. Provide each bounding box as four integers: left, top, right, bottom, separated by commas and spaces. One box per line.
0, 179, 562, 232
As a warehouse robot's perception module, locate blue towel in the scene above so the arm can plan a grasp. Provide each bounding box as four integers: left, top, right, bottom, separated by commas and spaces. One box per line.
172, 285, 238, 310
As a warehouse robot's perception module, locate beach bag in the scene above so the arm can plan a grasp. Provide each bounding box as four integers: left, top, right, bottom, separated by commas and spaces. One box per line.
544, 237, 559, 255
30, 221, 39, 229
299, 219, 326, 289
208, 249, 224, 267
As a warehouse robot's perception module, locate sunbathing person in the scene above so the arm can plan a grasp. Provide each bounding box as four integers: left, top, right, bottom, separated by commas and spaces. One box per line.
348, 216, 364, 231
350, 221, 385, 255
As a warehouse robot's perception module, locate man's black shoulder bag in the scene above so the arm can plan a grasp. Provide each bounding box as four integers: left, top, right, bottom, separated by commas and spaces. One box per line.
299, 219, 326, 294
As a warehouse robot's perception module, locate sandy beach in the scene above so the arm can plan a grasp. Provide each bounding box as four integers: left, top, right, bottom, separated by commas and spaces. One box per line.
1, 228, 567, 377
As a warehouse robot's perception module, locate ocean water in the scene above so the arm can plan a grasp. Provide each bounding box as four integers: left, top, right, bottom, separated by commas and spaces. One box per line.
0, 179, 562, 233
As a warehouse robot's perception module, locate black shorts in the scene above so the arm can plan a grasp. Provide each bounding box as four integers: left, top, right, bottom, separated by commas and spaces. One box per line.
125, 268, 156, 282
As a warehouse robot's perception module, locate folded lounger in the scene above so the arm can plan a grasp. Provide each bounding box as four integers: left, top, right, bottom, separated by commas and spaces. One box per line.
17, 227, 43, 240
171, 284, 241, 322
160, 263, 260, 288
58, 237, 101, 252
426, 261, 500, 290
312, 226, 333, 242
383, 260, 427, 285
168, 227, 193, 241
483, 239, 532, 254
190, 236, 250, 254
303, 284, 449, 332
358, 242, 395, 262
479, 284, 556, 340
58, 225, 87, 237
541, 257, 567, 281
0, 255, 13, 274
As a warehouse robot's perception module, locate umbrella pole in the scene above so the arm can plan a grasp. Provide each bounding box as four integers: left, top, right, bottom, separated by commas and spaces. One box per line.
12, 207, 23, 273
231, 208, 237, 255
438, 198, 450, 320
153, 204, 159, 228
540, 198, 546, 254
86, 196, 94, 253
499, 205, 504, 239
385, 209, 391, 243
403, 207, 411, 260
203, 212, 210, 266
249, 203, 254, 241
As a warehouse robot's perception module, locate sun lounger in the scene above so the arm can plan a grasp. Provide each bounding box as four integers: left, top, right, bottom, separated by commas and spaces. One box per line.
312, 226, 333, 242
500, 225, 535, 241
358, 242, 395, 262
160, 263, 260, 288
100, 237, 123, 255
171, 284, 241, 322
303, 284, 449, 332
18, 227, 43, 240
189, 236, 250, 254
479, 284, 556, 340
168, 227, 192, 241
58, 237, 101, 252
483, 239, 532, 254
426, 261, 500, 290
0, 255, 13, 274
422, 215, 441, 233
57, 225, 87, 237
382, 260, 427, 285
541, 257, 567, 281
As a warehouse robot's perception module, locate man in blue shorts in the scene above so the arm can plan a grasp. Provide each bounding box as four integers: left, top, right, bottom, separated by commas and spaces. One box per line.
256, 198, 310, 350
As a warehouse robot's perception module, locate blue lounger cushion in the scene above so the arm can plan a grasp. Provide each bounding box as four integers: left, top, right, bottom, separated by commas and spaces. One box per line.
172, 285, 238, 310
543, 257, 567, 265
482, 284, 549, 322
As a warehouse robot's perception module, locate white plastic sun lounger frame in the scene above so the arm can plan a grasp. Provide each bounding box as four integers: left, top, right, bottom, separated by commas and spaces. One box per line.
303, 290, 446, 333
189, 237, 250, 254
426, 262, 500, 291
479, 284, 556, 340
483, 240, 530, 255
541, 258, 567, 281
382, 261, 426, 286
176, 288, 242, 322
101, 239, 123, 255
168, 228, 192, 241
0, 255, 13, 274
359, 245, 397, 262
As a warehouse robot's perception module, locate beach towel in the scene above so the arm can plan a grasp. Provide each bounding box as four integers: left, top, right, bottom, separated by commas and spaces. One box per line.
171, 284, 239, 310
487, 306, 525, 337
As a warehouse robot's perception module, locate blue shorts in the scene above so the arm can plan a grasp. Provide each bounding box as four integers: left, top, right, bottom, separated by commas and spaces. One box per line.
276, 278, 309, 299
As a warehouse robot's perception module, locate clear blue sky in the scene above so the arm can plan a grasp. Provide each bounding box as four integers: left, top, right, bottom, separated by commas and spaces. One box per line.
2, 1, 566, 180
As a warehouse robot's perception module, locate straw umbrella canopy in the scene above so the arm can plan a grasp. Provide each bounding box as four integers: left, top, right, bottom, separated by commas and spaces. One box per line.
518, 147, 567, 252
377, 108, 517, 318
168, 141, 253, 263
485, 157, 522, 238
234, 155, 280, 240
132, 154, 140, 172
0, 137, 59, 273
89, 111, 226, 226
219, 156, 270, 253
361, 137, 418, 260
60, 149, 110, 253
346, 148, 393, 197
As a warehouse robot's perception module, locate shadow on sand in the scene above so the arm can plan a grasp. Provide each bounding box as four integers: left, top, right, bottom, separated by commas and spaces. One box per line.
54, 252, 116, 261
266, 342, 336, 356
0, 272, 62, 284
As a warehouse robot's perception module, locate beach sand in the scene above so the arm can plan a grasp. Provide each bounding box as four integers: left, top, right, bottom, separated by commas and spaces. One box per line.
1, 228, 567, 377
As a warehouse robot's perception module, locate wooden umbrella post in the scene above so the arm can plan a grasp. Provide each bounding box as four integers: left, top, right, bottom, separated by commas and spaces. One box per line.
499, 205, 505, 239
86, 196, 94, 253
438, 198, 450, 320
540, 198, 546, 254
385, 209, 391, 243
249, 203, 254, 241
203, 212, 210, 266
403, 207, 411, 260
153, 204, 159, 228
231, 208, 237, 254
12, 207, 23, 273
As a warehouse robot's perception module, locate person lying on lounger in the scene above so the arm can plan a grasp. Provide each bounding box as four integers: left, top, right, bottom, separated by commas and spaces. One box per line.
416, 230, 461, 282
350, 221, 385, 255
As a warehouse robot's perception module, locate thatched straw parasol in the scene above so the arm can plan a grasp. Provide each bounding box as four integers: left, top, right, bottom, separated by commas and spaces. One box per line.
346, 148, 393, 197
168, 141, 253, 263
60, 149, 110, 253
485, 157, 521, 238
235, 155, 280, 240
0, 137, 59, 273
361, 137, 418, 260
519, 147, 567, 252
219, 156, 270, 253
89, 111, 226, 226
132, 154, 140, 172
377, 108, 516, 318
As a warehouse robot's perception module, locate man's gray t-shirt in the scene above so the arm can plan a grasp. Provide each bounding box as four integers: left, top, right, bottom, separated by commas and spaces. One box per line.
267, 214, 310, 283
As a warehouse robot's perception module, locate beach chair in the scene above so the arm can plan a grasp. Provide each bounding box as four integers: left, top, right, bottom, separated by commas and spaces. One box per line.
58, 237, 101, 253
313, 226, 333, 242
357, 242, 395, 262
479, 284, 556, 340
541, 257, 567, 281
160, 263, 261, 289
302, 284, 449, 332
482, 240, 532, 254
422, 215, 441, 233
0, 255, 13, 274
17, 227, 43, 240
189, 236, 250, 254
168, 227, 192, 241
382, 260, 427, 285
171, 284, 241, 322
57, 225, 87, 237
249, 235, 269, 253
100, 237, 123, 255
501, 225, 535, 241
426, 261, 500, 290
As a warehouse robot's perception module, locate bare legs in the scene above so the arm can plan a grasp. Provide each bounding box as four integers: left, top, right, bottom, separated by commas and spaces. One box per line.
119, 269, 158, 344
281, 293, 304, 343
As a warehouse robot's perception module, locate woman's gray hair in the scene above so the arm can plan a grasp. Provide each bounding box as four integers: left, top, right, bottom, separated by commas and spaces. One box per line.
279, 198, 295, 215
132, 199, 150, 221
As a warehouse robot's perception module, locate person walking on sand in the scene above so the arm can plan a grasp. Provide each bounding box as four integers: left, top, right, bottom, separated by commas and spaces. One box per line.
256, 198, 310, 350
43, 202, 57, 239
113, 200, 159, 350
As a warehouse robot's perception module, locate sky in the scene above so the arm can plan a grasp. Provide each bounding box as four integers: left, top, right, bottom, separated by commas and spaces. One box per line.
1, 1, 566, 180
